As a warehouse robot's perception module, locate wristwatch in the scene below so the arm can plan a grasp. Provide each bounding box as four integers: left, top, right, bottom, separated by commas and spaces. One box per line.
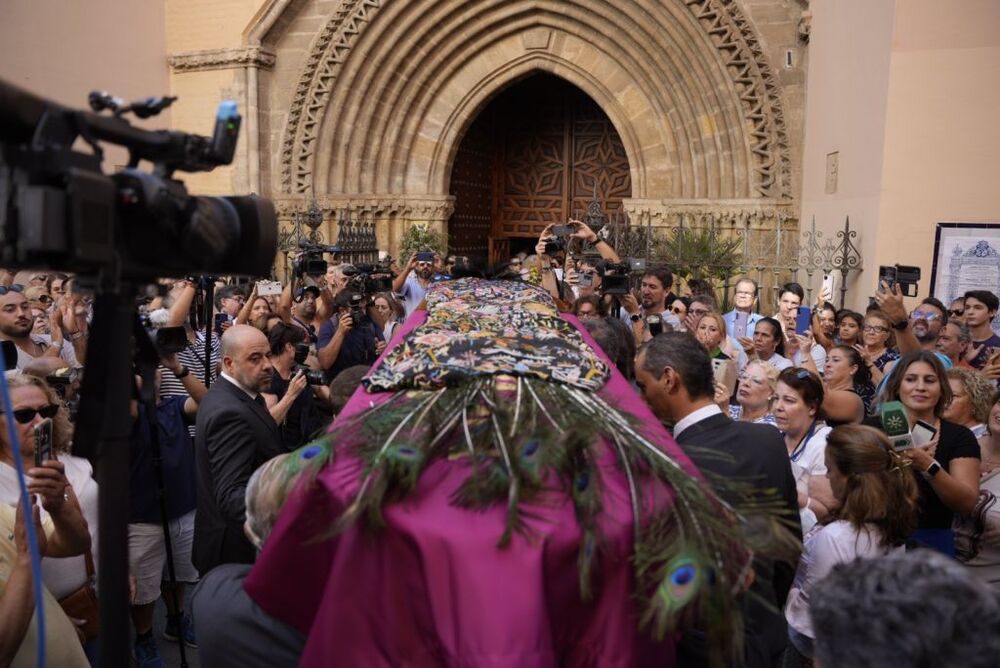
630, 313, 642, 322
922, 460, 942, 480
893, 319, 908, 331
173, 365, 191, 379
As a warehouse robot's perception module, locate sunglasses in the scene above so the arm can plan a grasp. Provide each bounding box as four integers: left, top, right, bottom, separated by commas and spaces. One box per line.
910, 311, 940, 321
949, 309, 964, 317
11, 404, 59, 424
0, 284, 25, 296
671, 307, 686, 314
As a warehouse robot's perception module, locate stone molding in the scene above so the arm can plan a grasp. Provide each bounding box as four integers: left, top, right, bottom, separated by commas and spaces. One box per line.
683, 0, 793, 199
273, 194, 455, 222
622, 198, 796, 228
279, 0, 383, 194
278, 0, 796, 199
167, 46, 276, 73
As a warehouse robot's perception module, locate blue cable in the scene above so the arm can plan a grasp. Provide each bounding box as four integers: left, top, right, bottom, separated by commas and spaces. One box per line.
0, 358, 46, 668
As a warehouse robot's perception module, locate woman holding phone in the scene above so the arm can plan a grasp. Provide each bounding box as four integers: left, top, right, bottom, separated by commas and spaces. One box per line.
870, 351, 980, 555
0, 374, 97, 659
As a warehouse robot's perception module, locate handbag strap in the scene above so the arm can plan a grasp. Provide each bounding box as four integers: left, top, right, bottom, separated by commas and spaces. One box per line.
83, 548, 95, 578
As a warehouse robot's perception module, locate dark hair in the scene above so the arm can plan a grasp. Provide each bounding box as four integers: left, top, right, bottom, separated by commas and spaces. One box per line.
669, 295, 691, 309
826, 425, 919, 546
880, 351, 952, 418
780, 281, 804, 301
755, 317, 785, 356
919, 297, 948, 323
733, 276, 758, 296
820, 301, 837, 317
639, 331, 714, 400
777, 367, 825, 420
579, 258, 607, 274
214, 284, 244, 309
642, 266, 673, 291
689, 292, 718, 312
583, 318, 620, 367
267, 321, 305, 356
572, 294, 606, 318
686, 278, 712, 298
372, 292, 405, 320
831, 344, 872, 387
811, 551, 1000, 668
328, 365, 369, 414
963, 290, 999, 313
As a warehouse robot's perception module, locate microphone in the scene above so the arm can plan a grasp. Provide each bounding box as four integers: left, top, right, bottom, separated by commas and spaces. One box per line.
880, 400, 913, 451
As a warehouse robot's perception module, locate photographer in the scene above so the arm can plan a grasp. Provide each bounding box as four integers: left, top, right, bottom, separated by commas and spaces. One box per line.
317, 291, 384, 383
263, 323, 327, 452
160, 279, 221, 386
393, 252, 435, 316
128, 352, 207, 664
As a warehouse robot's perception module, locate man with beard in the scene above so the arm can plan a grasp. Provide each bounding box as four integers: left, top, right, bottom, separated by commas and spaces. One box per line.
393, 251, 435, 316
193, 325, 283, 574
620, 267, 681, 343
909, 297, 947, 351
289, 285, 321, 344
0, 285, 77, 370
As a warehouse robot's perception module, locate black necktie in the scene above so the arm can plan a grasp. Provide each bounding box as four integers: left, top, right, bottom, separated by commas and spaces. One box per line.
253, 394, 267, 409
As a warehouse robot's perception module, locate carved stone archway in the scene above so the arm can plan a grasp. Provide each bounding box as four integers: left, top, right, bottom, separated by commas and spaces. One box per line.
247, 0, 804, 255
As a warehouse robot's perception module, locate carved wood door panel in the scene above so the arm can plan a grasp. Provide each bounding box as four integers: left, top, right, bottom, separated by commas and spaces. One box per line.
449, 74, 631, 257
447, 111, 494, 262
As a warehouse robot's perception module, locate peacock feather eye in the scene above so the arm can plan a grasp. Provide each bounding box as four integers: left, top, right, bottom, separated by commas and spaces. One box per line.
576, 471, 590, 492
522, 440, 540, 457
656, 554, 703, 612
301, 445, 322, 460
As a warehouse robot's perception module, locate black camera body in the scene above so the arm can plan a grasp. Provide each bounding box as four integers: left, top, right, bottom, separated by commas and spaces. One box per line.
294, 240, 341, 277
348, 293, 367, 326
0, 80, 277, 281
344, 263, 393, 294
292, 342, 325, 385
878, 264, 921, 297
601, 257, 647, 296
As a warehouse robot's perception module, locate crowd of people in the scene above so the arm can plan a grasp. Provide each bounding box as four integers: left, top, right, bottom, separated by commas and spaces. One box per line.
2, 218, 1000, 667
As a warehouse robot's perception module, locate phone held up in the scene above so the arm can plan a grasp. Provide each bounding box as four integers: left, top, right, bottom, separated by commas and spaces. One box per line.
34, 418, 54, 467
795, 306, 812, 336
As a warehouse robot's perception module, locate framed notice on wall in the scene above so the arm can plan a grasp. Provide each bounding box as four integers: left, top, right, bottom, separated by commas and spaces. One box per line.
930, 222, 1000, 334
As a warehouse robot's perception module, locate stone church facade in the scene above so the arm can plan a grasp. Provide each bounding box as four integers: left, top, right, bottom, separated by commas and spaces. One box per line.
166, 0, 810, 265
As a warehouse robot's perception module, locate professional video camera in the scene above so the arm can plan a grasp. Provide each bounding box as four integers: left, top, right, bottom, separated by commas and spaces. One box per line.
0, 80, 277, 280
294, 240, 340, 277
292, 342, 326, 385
343, 261, 393, 294
602, 257, 647, 296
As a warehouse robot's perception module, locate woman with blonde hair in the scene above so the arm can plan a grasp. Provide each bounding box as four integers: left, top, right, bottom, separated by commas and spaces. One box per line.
730, 359, 779, 427
944, 367, 995, 449
784, 424, 919, 664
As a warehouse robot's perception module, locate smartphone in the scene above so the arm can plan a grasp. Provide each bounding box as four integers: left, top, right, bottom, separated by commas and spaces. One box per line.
795, 306, 812, 335
912, 419, 938, 447
415, 252, 435, 263
34, 418, 54, 467
551, 224, 573, 236
578, 273, 594, 288
155, 326, 188, 355
1, 339, 15, 371
256, 280, 283, 296
214, 313, 231, 333
821, 272, 839, 302
878, 265, 898, 290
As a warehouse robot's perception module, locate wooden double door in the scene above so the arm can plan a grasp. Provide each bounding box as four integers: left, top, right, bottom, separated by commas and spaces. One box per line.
448, 73, 631, 264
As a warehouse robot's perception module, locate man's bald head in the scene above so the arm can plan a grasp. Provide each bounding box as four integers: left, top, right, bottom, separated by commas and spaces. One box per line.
221, 325, 273, 393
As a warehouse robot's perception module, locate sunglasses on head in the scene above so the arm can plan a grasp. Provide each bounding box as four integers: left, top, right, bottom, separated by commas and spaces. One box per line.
0, 284, 25, 296
12, 404, 59, 424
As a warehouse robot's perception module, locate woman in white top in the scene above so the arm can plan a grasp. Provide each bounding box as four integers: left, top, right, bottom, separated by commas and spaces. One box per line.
0, 375, 99, 601
773, 368, 837, 531
955, 391, 1000, 585
785, 425, 919, 662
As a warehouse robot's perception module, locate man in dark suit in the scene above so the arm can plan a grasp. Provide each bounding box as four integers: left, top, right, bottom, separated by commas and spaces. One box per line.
193, 324, 283, 575
635, 332, 802, 668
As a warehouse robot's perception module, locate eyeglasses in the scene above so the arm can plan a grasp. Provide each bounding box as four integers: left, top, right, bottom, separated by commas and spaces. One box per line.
734, 291, 755, 297
949, 309, 964, 317
910, 311, 941, 321
0, 284, 24, 296
11, 404, 59, 424
863, 325, 889, 333
738, 373, 767, 387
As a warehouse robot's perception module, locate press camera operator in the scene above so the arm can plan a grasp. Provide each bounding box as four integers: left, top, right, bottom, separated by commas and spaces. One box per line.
317, 291, 384, 383
263, 323, 328, 451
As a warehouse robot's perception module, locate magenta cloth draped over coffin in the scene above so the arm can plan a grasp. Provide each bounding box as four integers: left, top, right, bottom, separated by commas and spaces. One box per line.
244, 311, 698, 667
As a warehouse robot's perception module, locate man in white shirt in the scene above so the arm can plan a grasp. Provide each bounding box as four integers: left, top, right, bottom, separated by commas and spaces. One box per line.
392, 252, 435, 316
0, 286, 77, 370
